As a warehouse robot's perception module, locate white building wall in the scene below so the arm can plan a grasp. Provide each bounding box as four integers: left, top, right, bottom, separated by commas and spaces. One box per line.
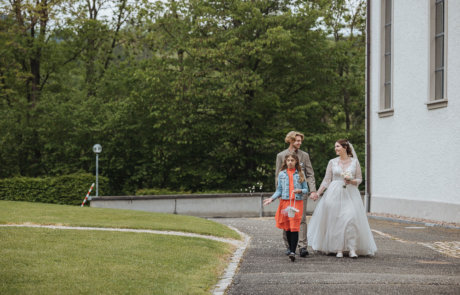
369, 0, 460, 223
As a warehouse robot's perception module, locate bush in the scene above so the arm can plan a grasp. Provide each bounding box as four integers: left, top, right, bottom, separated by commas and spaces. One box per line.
0, 173, 109, 205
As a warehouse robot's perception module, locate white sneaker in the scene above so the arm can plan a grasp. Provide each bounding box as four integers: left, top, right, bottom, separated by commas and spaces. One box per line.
336, 251, 343, 258
349, 250, 358, 259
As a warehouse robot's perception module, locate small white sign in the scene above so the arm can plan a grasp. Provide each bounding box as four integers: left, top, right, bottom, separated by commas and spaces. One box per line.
93, 144, 102, 154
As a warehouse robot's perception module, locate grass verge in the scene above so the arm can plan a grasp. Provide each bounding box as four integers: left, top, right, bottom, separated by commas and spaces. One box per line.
0, 201, 240, 240
0, 201, 240, 294
0, 227, 234, 294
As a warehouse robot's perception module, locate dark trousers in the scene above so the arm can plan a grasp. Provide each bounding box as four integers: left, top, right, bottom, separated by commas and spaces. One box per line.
285, 231, 299, 253
283, 194, 308, 250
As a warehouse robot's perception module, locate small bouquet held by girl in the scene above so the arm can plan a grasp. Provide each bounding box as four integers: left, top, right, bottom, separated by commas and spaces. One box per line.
281, 193, 300, 218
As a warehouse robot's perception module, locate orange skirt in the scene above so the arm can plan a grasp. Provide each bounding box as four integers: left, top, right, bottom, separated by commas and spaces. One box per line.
275, 199, 303, 232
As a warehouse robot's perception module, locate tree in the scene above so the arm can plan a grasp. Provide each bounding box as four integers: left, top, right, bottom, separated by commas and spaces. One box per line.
0, 0, 367, 194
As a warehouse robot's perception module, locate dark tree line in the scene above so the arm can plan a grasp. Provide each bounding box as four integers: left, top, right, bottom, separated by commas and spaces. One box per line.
0, 0, 366, 194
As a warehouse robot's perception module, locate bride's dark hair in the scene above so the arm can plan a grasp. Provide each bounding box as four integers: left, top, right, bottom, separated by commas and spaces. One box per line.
337, 139, 353, 157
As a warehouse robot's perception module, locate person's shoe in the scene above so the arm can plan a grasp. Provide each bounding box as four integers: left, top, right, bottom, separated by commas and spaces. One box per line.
349, 250, 358, 259
285, 249, 291, 256
289, 252, 296, 262
299, 248, 309, 257
336, 251, 343, 258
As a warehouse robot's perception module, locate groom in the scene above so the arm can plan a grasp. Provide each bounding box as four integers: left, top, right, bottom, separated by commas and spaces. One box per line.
275, 131, 318, 257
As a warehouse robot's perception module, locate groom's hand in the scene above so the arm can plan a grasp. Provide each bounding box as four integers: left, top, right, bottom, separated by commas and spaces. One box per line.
309, 192, 319, 201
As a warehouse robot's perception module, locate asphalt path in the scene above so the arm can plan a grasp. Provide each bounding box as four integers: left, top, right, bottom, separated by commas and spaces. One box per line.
212, 217, 460, 295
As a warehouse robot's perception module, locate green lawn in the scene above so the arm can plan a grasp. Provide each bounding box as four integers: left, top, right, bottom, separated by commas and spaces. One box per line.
0, 201, 239, 294
0, 201, 240, 240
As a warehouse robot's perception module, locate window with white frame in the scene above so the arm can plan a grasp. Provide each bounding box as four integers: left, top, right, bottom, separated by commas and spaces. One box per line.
379, 0, 393, 117
428, 0, 448, 109
435, 0, 444, 99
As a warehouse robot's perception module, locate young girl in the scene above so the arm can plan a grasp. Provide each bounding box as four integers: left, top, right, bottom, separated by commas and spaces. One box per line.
263, 153, 309, 262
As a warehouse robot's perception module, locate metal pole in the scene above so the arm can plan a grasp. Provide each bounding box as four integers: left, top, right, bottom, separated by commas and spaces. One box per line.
365, 0, 371, 213
96, 153, 99, 197
260, 195, 263, 218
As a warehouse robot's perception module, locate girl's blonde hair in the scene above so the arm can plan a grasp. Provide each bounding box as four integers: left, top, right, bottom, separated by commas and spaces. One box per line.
281, 153, 305, 183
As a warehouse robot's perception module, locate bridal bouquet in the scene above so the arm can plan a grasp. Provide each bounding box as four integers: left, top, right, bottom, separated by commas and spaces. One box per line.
341, 171, 353, 188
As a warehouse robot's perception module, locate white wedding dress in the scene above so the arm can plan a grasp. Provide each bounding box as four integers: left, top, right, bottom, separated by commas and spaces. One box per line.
307, 157, 377, 256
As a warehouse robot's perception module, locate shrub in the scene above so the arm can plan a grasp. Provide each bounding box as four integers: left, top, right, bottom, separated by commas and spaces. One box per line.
0, 173, 109, 205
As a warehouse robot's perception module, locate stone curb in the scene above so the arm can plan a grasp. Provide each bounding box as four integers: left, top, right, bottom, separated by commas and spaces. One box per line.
212, 225, 251, 295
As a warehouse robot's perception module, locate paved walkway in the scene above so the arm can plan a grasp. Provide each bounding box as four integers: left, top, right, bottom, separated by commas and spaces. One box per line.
212, 217, 460, 295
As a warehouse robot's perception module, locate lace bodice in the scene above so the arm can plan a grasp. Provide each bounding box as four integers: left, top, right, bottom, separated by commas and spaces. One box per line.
320, 157, 362, 188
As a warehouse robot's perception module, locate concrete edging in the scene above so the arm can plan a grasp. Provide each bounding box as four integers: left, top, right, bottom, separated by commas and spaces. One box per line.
212, 225, 251, 295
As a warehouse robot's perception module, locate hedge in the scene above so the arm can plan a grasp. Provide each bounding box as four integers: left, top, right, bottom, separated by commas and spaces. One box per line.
0, 173, 109, 205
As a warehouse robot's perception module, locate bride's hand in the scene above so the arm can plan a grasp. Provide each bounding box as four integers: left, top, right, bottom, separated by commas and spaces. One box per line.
344, 179, 355, 186
309, 191, 319, 201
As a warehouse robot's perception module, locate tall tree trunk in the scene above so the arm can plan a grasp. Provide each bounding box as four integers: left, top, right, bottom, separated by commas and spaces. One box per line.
102, 0, 128, 75
343, 87, 350, 130
85, 0, 99, 97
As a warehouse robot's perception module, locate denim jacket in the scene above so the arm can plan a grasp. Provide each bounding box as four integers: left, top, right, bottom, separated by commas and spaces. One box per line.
270, 169, 309, 201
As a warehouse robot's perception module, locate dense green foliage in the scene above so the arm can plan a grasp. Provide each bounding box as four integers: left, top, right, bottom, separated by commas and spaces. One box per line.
0, 174, 108, 205
0, 0, 366, 195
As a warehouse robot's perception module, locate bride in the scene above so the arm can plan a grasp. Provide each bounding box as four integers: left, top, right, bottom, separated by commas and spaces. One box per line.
307, 139, 377, 258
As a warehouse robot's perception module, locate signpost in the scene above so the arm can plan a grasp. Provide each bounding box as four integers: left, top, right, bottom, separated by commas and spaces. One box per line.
92, 144, 102, 198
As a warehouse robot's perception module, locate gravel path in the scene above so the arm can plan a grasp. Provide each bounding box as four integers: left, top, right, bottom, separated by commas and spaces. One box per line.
212, 217, 460, 295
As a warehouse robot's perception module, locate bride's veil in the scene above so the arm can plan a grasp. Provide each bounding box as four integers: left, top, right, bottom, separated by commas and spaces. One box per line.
348, 142, 358, 159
